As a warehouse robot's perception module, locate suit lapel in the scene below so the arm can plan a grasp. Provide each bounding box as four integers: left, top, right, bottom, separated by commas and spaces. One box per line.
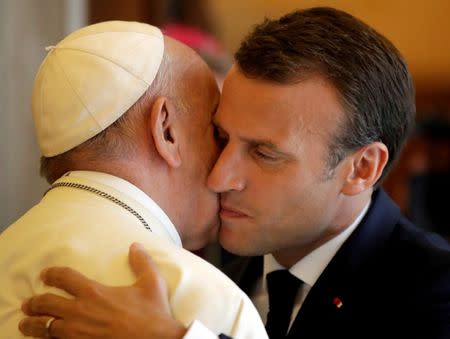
288, 189, 402, 337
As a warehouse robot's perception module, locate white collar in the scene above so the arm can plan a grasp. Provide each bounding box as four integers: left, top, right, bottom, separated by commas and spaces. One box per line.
264, 200, 371, 287
61, 170, 182, 247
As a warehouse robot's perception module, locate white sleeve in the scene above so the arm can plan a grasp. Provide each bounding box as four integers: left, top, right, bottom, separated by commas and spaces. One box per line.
183, 320, 221, 339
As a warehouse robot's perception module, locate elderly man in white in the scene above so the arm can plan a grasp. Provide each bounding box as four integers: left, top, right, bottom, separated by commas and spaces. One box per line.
0, 21, 267, 339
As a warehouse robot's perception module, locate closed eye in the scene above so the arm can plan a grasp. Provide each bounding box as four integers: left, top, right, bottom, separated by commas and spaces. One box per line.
251, 147, 279, 161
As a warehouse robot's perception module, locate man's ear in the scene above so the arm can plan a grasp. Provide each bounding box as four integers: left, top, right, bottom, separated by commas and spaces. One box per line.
341, 142, 389, 196
148, 96, 181, 168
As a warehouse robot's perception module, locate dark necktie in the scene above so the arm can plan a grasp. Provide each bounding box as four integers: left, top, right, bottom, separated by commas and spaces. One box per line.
265, 269, 302, 339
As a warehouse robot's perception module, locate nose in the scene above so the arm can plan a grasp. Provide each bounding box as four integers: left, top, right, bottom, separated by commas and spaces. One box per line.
207, 144, 245, 193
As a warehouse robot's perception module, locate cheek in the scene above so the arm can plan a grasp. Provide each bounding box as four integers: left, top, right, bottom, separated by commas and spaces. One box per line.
188, 136, 215, 176
196, 130, 219, 173
283, 179, 340, 230
253, 171, 310, 211
253, 174, 322, 233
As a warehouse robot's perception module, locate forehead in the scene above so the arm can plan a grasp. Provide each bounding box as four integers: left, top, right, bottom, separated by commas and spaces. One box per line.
216, 66, 343, 145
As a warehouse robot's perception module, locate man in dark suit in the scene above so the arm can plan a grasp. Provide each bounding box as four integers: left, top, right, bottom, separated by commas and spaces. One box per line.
224, 188, 450, 338
20, 7, 450, 339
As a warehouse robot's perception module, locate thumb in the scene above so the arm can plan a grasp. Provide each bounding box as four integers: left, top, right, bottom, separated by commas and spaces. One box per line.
129, 243, 154, 276
128, 243, 165, 289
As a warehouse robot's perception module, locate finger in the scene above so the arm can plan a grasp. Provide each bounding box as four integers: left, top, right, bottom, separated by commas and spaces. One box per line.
129, 243, 165, 288
22, 293, 73, 317
129, 243, 158, 277
41, 266, 96, 297
19, 316, 62, 338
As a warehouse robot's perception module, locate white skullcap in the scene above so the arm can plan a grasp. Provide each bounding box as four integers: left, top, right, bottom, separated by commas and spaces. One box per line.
32, 21, 164, 156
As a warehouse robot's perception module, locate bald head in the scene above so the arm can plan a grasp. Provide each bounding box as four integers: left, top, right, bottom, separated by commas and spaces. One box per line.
40, 33, 217, 184
153, 36, 215, 116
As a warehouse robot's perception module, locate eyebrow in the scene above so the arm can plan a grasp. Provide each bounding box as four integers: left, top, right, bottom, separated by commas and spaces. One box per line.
244, 137, 278, 151
212, 117, 286, 153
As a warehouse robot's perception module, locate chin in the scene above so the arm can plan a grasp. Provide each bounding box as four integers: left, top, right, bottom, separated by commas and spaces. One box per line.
220, 241, 259, 256
186, 224, 219, 251
184, 238, 208, 252
219, 228, 248, 256
219, 226, 271, 256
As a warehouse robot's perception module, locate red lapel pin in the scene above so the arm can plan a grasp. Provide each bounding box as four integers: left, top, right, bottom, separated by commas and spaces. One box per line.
333, 297, 343, 308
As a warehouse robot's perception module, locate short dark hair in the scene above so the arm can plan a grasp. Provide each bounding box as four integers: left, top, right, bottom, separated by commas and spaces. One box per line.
235, 7, 416, 182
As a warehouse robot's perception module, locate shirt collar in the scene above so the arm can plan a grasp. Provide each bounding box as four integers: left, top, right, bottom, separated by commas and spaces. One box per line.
263, 200, 371, 287
62, 170, 182, 247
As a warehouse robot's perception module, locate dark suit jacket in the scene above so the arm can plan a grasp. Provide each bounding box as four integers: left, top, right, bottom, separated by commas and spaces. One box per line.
224, 189, 450, 339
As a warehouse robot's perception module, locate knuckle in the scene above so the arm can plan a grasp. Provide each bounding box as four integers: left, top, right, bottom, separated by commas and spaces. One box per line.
45, 266, 67, 285
82, 283, 100, 297
32, 293, 53, 312
64, 322, 89, 339
72, 298, 94, 318
27, 296, 39, 313
72, 299, 85, 315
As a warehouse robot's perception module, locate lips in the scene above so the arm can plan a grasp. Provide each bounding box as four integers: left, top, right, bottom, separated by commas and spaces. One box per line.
220, 204, 248, 218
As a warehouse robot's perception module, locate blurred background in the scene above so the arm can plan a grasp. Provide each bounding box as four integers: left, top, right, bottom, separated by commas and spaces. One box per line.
1, 0, 449, 244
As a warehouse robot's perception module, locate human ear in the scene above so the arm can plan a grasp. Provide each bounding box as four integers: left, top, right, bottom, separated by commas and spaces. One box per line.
148, 96, 181, 168
341, 142, 389, 195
